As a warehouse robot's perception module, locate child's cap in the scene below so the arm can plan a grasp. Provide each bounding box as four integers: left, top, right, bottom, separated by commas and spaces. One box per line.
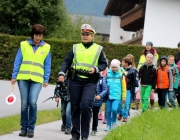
110, 59, 120, 68
160, 55, 168, 64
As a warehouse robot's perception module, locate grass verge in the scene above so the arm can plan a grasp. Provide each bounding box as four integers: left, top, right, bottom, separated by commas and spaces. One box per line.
103, 109, 180, 140
0, 109, 60, 135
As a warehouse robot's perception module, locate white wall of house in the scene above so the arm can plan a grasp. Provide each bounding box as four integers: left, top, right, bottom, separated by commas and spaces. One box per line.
143, 0, 180, 48
109, 16, 134, 44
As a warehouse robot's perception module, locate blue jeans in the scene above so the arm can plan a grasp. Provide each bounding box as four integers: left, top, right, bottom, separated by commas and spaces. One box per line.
17, 80, 42, 132
106, 99, 119, 126
166, 91, 176, 108
118, 90, 131, 118
61, 100, 71, 129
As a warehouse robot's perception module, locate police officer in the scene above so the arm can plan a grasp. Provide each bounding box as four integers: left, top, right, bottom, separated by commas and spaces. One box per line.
58, 24, 107, 140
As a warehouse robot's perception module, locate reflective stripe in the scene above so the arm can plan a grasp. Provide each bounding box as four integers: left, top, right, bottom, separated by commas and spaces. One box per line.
22, 61, 44, 69
92, 46, 102, 66
71, 63, 93, 68
72, 45, 102, 67
18, 71, 44, 78
73, 44, 77, 63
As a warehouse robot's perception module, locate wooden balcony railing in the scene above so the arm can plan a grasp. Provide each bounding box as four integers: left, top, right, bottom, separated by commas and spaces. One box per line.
120, 4, 145, 31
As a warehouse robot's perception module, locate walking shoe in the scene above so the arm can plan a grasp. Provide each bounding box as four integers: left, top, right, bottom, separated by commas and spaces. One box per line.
167, 102, 172, 108
117, 114, 122, 120
122, 118, 127, 122
90, 130, 96, 136
103, 119, 107, 124
98, 114, 103, 120
61, 124, 66, 131
70, 138, 79, 140
104, 125, 111, 131
27, 130, 34, 138
19, 131, 27, 137
65, 128, 71, 135
111, 122, 117, 129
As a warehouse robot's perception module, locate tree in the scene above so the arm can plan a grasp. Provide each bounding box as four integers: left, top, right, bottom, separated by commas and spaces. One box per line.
0, 0, 68, 36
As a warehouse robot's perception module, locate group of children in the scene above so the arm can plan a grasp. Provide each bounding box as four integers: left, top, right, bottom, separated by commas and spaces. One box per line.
55, 41, 180, 136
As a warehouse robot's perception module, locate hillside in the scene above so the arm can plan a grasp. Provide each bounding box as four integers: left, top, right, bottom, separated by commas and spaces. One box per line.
64, 0, 109, 17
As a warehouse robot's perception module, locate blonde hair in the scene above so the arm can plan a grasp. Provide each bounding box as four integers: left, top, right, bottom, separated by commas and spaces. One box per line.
126, 54, 136, 68
168, 55, 174, 59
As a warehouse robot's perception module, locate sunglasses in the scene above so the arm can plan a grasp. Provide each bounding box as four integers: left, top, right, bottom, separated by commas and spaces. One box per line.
81, 33, 91, 36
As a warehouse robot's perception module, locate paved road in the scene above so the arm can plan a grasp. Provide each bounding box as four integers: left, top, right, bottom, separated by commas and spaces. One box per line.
0, 110, 140, 140
0, 80, 159, 140
0, 80, 58, 118
0, 80, 158, 118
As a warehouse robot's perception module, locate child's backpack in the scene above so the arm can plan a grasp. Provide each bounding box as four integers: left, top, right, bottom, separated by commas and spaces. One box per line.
127, 68, 139, 87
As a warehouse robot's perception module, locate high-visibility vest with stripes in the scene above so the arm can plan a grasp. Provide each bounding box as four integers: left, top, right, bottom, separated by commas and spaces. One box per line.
72, 43, 102, 78
16, 41, 50, 83
137, 53, 159, 70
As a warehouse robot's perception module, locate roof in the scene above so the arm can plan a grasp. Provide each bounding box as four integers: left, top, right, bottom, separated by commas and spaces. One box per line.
71, 15, 111, 35
104, 0, 142, 16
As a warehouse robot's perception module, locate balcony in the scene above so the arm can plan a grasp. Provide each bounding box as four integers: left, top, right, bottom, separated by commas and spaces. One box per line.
120, 4, 145, 31
123, 35, 143, 45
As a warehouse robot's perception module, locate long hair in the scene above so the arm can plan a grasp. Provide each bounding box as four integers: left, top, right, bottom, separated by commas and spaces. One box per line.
142, 48, 155, 56
126, 54, 136, 68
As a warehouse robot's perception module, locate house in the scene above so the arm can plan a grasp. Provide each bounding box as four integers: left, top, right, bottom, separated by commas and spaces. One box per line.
104, 0, 180, 48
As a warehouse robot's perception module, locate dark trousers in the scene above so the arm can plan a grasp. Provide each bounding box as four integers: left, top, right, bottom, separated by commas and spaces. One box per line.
69, 79, 96, 139
175, 88, 180, 106
157, 88, 168, 107
92, 106, 100, 131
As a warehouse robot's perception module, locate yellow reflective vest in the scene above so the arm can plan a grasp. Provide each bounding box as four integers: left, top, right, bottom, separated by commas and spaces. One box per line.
16, 41, 50, 83
71, 43, 102, 78
137, 53, 159, 70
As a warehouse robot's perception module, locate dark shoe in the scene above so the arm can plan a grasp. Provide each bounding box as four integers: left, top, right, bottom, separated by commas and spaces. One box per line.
61, 124, 66, 131
82, 137, 88, 140
122, 118, 127, 122
27, 130, 34, 138
19, 131, 27, 137
131, 99, 140, 110
150, 99, 154, 110
117, 114, 122, 120
70, 138, 79, 140
65, 128, 71, 135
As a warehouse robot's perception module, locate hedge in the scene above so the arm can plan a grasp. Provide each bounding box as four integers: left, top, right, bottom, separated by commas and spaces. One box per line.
0, 34, 177, 83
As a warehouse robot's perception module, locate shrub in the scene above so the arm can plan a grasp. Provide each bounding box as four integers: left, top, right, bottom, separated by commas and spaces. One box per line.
0, 34, 177, 83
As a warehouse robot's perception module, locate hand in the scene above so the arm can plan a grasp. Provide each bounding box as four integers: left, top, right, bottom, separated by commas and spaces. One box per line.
89, 67, 95, 74
122, 100, 125, 103
43, 83, 48, 88
151, 89, 155, 93
11, 79, 16, 85
55, 98, 60, 102
95, 95, 101, 100
58, 76, 65, 82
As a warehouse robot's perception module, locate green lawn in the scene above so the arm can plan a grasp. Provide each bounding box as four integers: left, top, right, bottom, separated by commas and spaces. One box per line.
103, 109, 180, 140
0, 109, 60, 135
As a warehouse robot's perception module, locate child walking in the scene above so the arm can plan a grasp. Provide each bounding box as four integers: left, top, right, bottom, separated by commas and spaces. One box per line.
91, 74, 108, 136
118, 57, 138, 122
55, 77, 72, 135
156, 56, 174, 108
167, 55, 179, 108
139, 54, 156, 112
104, 59, 126, 131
